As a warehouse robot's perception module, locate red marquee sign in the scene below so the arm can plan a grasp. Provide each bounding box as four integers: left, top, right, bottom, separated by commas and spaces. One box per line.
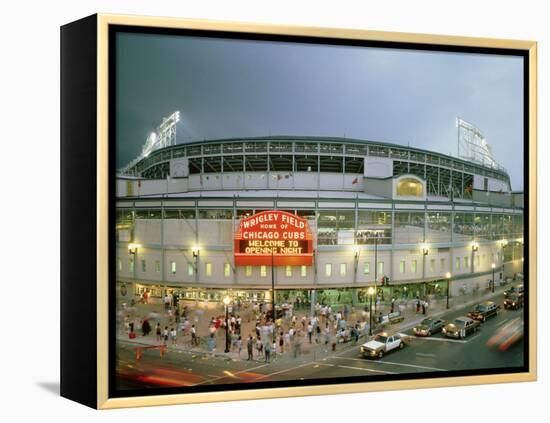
234, 210, 313, 266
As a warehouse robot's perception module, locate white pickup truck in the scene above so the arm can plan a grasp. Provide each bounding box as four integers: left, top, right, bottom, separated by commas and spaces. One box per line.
360, 332, 408, 359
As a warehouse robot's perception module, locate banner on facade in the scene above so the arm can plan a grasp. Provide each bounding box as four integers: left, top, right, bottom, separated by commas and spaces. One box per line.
234, 210, 313, 266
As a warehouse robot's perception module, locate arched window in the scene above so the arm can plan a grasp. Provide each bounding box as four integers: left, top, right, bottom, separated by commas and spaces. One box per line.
396, 178, 423, 197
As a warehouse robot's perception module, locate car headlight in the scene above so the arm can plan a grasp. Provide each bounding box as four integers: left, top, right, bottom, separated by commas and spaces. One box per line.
442, 328, 446, 333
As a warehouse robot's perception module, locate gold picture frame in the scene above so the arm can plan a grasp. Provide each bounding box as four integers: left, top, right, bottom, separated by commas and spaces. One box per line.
60, 13, 537, 409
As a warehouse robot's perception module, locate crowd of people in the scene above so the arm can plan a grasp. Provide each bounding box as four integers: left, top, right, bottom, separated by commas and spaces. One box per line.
118, 292, 436, 361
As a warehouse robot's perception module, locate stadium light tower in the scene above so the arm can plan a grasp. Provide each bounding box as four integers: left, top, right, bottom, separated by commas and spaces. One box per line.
119, 111, 181, 175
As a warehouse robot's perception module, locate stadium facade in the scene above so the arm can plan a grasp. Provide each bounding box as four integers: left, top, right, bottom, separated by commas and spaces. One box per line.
115, 133, 524, 308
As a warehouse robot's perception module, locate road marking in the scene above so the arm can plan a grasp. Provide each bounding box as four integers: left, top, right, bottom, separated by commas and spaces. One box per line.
329, 356, 446, 372
194, 363, 270, 385
334, 364, 396, 375
497, 319, 510, 327
257, 362, 316, 379
412, 337, 467, 344
375, 360, 446, 371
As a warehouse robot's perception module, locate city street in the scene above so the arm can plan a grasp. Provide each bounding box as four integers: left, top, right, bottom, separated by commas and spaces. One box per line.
116, 290, 524, 390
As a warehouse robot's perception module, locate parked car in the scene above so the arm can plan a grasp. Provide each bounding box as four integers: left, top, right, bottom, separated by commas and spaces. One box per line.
468, 301, 499, 322
443, 317, 480, 339
504, 293, 524, 310
360, 332, 409, 359
413, 317, 445, 337
504, 284, 524, 298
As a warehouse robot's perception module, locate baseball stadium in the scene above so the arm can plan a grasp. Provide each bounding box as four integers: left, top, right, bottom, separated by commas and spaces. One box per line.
115, 113, 524, 310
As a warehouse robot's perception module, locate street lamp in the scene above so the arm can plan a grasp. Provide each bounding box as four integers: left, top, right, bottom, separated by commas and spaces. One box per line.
353, 244, 360, 284
223, 295, 231, 353
471, 241, 479, 274
445, 272, 451, 309
366, 230, 384, 315
491, 263, 496, 293
191, 245, 200, 282
421, 244, 429, 284
367, 286, 375, 337
128, 243, 140, 255
128, 243, 140, 283
501, 239, 508, 281
191, 245, 200, 258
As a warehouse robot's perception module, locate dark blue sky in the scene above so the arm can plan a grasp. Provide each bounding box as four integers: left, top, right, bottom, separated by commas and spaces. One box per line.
116, 32, 524, 189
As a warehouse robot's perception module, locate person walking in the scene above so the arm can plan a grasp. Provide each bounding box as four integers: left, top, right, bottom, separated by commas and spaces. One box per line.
256, 336, 263, 359
191, 324, 198, 346
307, 322, 313, 344
315, 324, 321, 344
163, 326, 169, 346
142, 318, 151, 337
156, 323, 162, 342
331, 332, 337, 352
279, 331, 284, 353
324, 323, 330, 345
247, 335, 254, 360
236, 335, 242, 357
421, 300, 427, 315
170, 327, 177, 345
264, 341, 271, 363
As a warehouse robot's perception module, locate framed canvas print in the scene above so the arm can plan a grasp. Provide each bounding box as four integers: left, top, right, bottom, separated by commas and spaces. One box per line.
60, 14, 537, 409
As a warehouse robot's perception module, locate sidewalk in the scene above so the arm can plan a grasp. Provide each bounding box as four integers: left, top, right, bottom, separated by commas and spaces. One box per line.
116, 283, 511, 364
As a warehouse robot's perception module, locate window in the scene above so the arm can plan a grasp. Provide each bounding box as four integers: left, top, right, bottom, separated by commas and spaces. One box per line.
340, 263, 347, 276
187, 263, 194, 276
129, 256, 134, 272
301, 265, 307, 277
286, 266, 292, 277
429, 259, 435, 273
245, 265, 252, 277
464, 256, 469, 268
411, 260, 417, 273
205, 262, 212, 277
440, 258, 446, 270
224, 263, 231, 277
260, 265, 267, 277
141, 260, 146, 273
325, 263, 332, 277
455, 257, 460, 270
155, 260, 161, 273
171, 261, 176, 274
377, 262, 384, 277
399, 261, 406, 274
363, 262, 370, 276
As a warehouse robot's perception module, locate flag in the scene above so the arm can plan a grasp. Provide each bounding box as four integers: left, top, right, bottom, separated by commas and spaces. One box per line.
352, 177, 359, 184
